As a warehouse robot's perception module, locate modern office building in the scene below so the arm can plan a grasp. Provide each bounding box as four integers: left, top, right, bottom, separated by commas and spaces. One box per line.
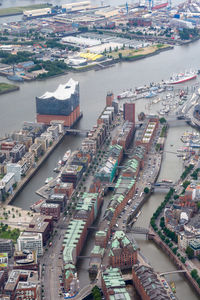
17, 232, 43, 257
25, 215, 53, 246
0, 239, 14, 258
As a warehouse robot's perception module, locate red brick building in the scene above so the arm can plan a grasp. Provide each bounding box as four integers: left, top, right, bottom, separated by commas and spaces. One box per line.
123, 103, 135, 125
132, 264, 170, 300
40, 203, 60, 221
109, 231, 138, 269
25, 215, 53, 245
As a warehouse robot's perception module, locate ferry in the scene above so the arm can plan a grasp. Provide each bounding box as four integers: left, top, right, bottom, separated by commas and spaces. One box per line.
166, 71, 197, 85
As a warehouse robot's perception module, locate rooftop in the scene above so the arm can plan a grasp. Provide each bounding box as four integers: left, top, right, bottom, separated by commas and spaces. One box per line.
38, 78, 78, 101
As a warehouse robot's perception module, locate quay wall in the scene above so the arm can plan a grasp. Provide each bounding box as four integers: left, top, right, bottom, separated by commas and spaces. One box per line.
5, 133, 65, 206
149, 227, 200, 296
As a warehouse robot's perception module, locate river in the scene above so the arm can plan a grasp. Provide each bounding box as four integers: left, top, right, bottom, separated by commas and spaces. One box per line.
1, 17, 200, 299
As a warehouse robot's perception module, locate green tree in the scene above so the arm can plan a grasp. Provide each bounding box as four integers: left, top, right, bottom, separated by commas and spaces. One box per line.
144, 187, 149, 194
186, 246, 194, 259
182, 180, 190, 189
191, 269, 198, 279
159, 117, 166, 124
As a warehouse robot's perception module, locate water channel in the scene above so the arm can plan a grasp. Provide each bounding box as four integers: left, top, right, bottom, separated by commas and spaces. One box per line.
0, 21, 200, 299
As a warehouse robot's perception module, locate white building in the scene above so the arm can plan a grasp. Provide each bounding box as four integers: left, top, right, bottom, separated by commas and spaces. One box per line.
6, 163, 22, 182
17, 232, 43, 257
0, 173, 15, 193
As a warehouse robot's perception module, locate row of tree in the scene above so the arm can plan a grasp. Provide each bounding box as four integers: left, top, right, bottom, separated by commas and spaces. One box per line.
181, 164, 194, 180
190, 269, 200, 288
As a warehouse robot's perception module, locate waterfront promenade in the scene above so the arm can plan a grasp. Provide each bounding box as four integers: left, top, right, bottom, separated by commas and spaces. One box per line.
3, 133, 65, 206
149, 227, 200, 296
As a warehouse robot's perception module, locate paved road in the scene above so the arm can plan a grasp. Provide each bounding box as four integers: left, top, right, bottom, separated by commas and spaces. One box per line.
40, 217, 67, 300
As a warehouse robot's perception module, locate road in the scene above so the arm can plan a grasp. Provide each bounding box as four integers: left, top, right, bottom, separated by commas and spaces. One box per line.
40, 216, 68, 300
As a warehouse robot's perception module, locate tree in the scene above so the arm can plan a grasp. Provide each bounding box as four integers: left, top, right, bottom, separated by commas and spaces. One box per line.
191, 269, 198, 279
159, 117, 166, 124
182, 180, 190, 189
144, 187, 149, 194
118, 52, 122, 59
186, 246, 194, 259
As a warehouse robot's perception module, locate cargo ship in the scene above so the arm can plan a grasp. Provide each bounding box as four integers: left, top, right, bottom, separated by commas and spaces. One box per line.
166, 71, 197, 85
36, 78, 81, 127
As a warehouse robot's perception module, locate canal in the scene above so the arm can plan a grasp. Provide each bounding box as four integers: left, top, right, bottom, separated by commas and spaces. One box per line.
1, 25, 200, 299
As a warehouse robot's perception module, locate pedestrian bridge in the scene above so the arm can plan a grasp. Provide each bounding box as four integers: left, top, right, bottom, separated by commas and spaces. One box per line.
160, 270, 187, 276
65, 128, 89, 135
129, 226, 149, 235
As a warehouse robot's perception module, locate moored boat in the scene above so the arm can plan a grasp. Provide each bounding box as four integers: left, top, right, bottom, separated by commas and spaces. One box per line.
45, 177, 53, 184
170, 281, 176, 293
62, 149, 71, 164
166, 71, 197, 85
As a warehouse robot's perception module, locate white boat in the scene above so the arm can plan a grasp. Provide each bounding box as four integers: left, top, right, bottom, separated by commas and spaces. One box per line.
152, 97, 161, 104
45, 177, 53, 184
117, 90, 136, 100
62, 149, 71, 163
166, 71, 197, 85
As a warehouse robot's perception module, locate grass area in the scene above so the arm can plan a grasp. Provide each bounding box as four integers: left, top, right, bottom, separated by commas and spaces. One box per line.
108, 44, 170, 59
0, 83, 19, 94
0, 4, 51, 16
0, 224, 20, 242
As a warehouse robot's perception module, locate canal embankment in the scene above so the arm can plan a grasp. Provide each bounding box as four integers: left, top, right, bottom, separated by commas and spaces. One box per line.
149, 227, 200, 296
4, 133, 65, 206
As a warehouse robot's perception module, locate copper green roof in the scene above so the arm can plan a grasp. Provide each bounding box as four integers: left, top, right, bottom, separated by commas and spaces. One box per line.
63, 220, 86, 264
96, 231, 106, 237
91, 245, 105, 256
102, 267, 126, 288
75, 192, 98, 212
109, 231, 138, 255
